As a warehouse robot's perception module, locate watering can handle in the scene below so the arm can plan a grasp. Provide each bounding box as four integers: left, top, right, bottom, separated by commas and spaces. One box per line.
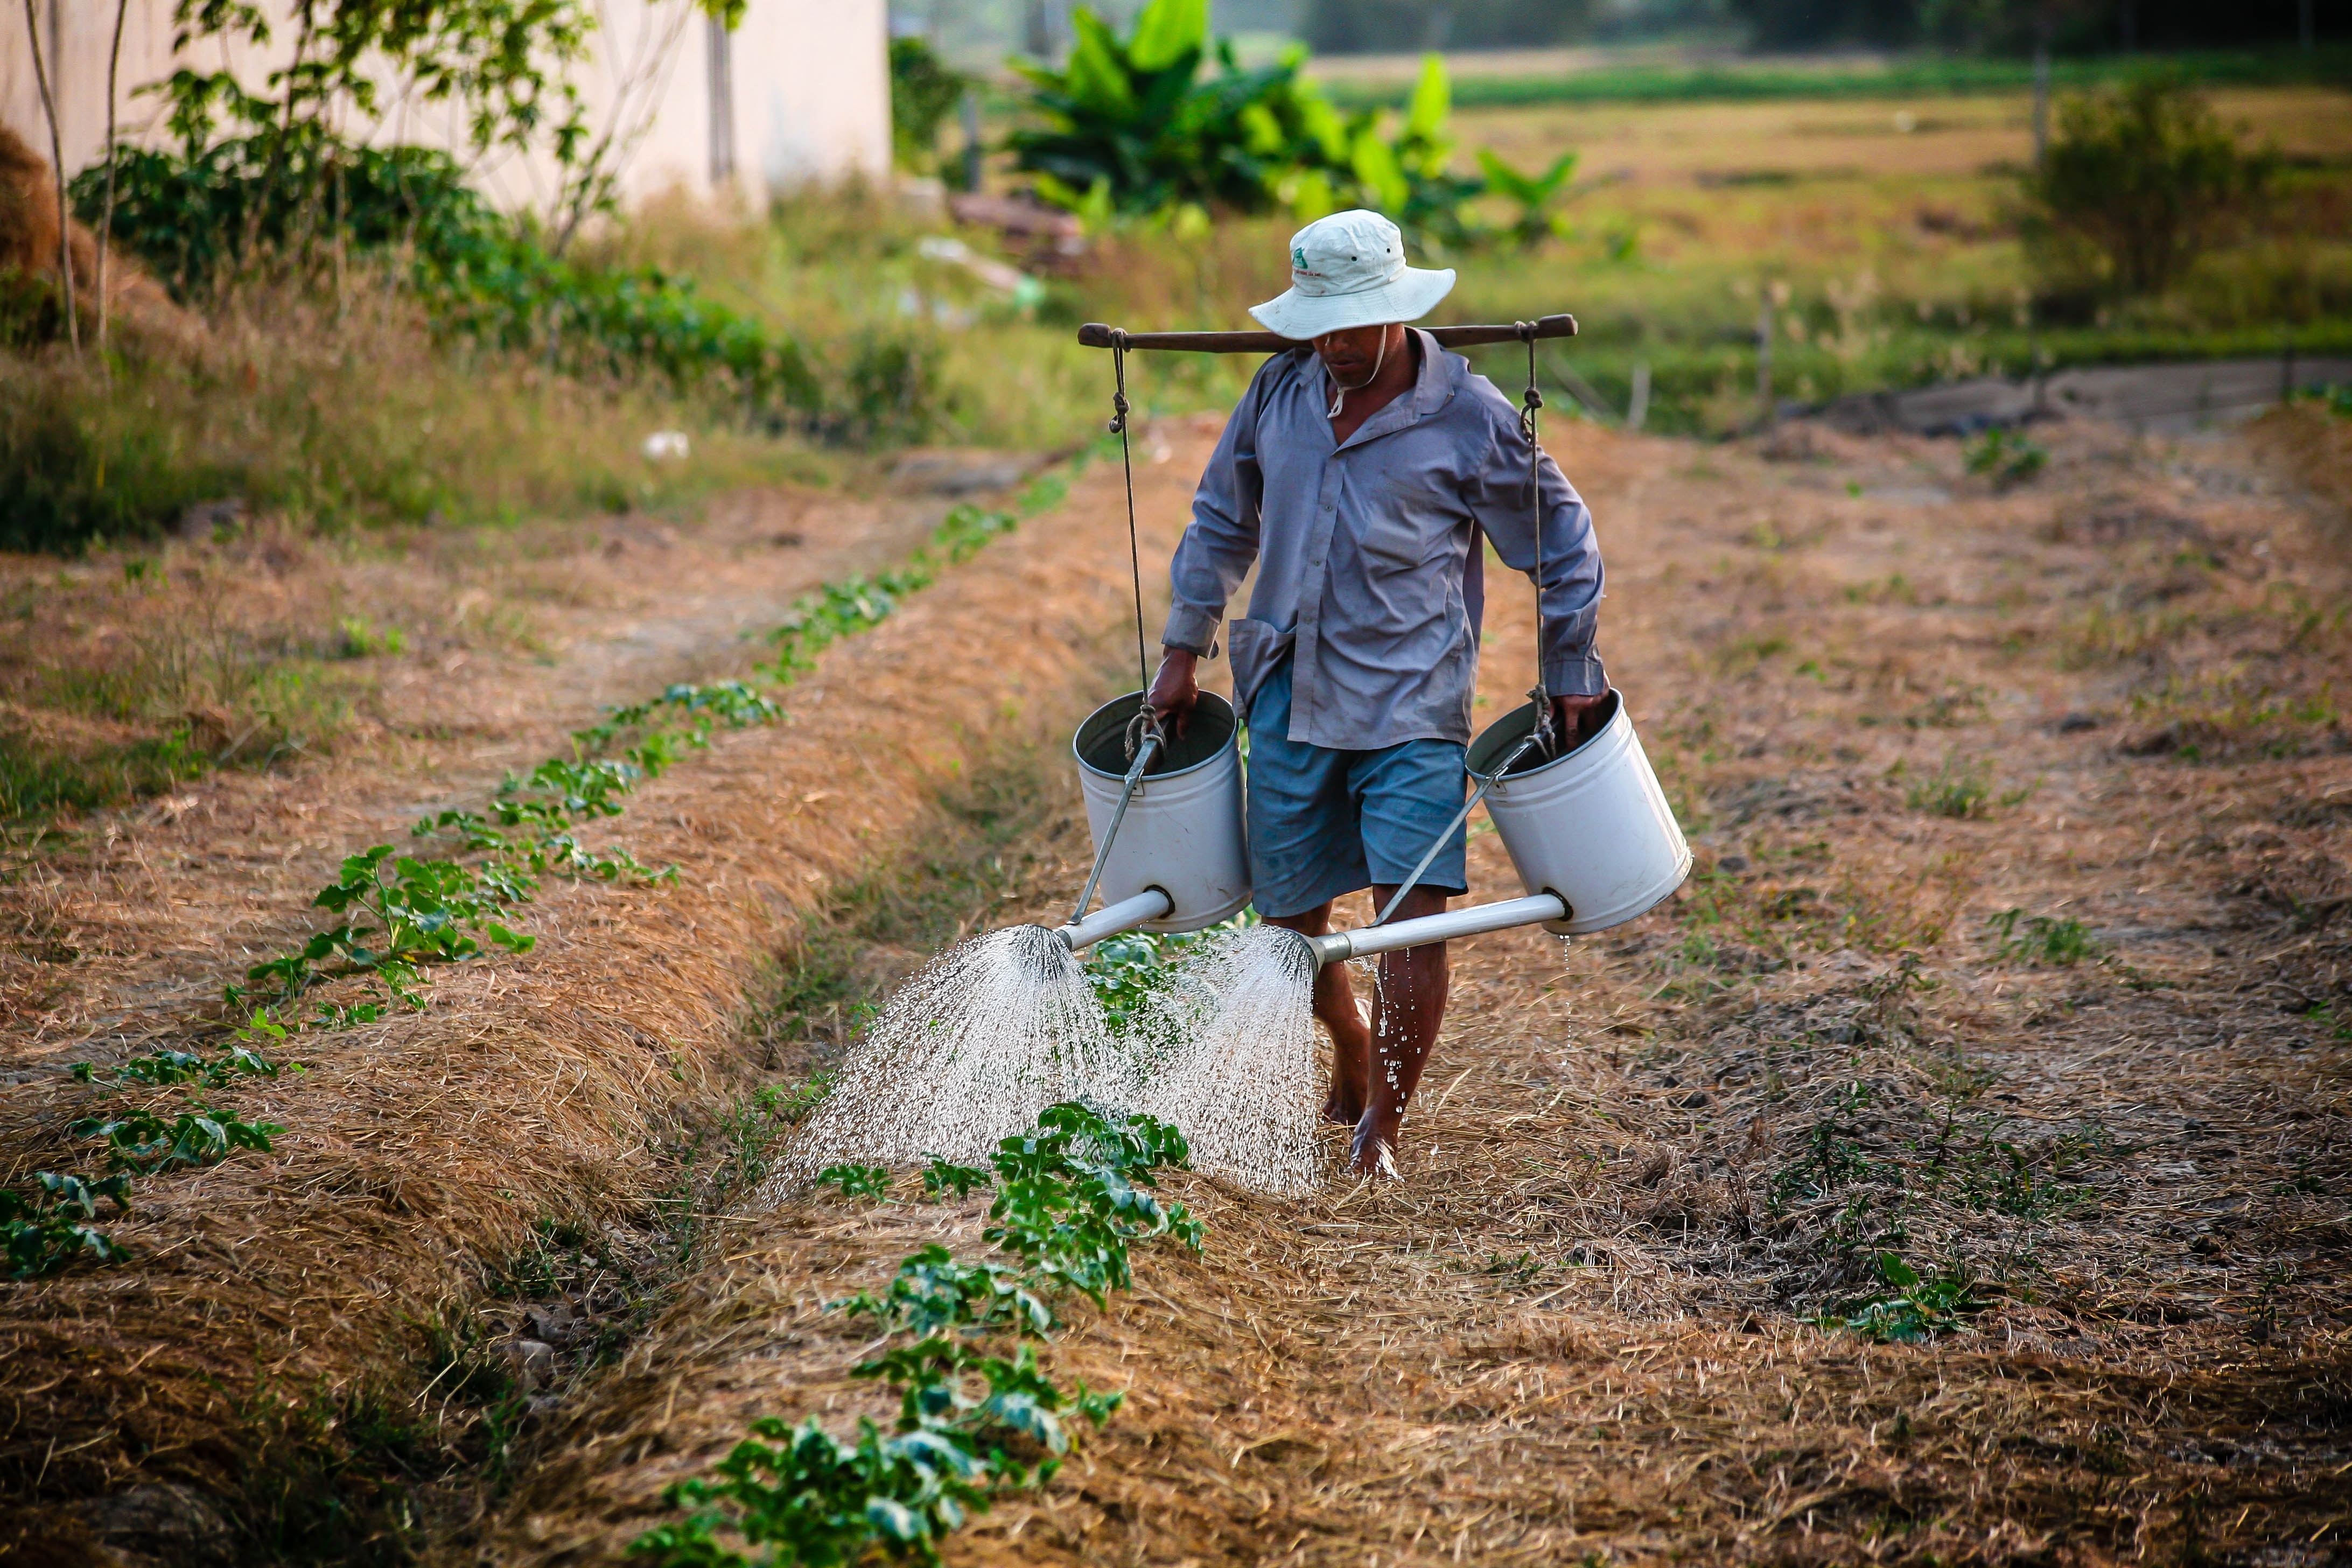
1077, 317, 1577, 353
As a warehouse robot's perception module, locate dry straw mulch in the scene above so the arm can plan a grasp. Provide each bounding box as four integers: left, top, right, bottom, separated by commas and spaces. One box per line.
0, 427, 1213, 1560
478, 417, 2349, 1567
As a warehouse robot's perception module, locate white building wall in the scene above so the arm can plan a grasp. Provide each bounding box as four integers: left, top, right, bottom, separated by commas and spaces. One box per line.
0, 0, 888, 211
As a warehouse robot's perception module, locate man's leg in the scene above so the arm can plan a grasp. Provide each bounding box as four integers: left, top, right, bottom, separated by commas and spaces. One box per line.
1350, 883, 1450, 1175
1263, 901, 1371, 1124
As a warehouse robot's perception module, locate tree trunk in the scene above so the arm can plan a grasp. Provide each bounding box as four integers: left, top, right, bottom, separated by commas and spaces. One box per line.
97, 0, 129, 354
21, 0, 77, 353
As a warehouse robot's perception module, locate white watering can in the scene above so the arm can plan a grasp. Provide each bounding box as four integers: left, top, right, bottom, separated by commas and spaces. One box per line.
1058, 690, 1251, 949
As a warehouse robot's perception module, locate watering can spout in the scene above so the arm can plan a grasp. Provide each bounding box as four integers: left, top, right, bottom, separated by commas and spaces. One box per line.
1056, 887, 1174, 952
1304, 892, 1571, 968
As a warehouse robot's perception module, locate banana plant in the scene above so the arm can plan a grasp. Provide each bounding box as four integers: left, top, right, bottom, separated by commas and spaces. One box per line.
1476, 147, 1583, 249
1011, 0, 1402, 227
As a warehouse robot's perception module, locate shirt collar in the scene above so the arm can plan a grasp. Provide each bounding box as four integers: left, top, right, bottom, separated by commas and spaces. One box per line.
1334, 327, 1451, 451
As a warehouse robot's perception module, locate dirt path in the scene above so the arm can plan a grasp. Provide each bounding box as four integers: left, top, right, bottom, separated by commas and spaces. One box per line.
477, 414, 2350, 1566
1, 473, 1004, 1062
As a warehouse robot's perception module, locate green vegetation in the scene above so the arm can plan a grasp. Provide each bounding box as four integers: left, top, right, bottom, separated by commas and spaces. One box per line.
2021, 73, 2280, 302
633, 1102, 1201, 1568
1319, 47, 2352, 111
1810, 1250, 1984, 1342
1903, 755, 2027, 818
1986, 907, 2102, 965
1082, 908, 1258, 1033
762, 502, 1022, 682
234, 500, 1026, 1021
12, 479, 1039, 1290
1964, 426, 2049, 487
891, 38, 973, 176
2, 1033, 296, 1279
1008, 0, 1478, 244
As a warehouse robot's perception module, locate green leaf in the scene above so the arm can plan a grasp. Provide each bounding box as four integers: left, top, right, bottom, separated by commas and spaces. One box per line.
1875, 1250, 1921, 1289
1404, 53, 1451, 144
1126, 0, 1207, 73
1063, 12, 1137, 115
1350, 128, 1408, 214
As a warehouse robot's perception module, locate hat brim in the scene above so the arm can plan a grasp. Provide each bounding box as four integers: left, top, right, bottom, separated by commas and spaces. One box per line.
1247, 265, 1457, 341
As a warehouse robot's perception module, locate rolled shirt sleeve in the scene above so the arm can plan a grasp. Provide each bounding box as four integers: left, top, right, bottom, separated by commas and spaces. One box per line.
1160, 363, 1271, 657
1469, 387, 1607, 697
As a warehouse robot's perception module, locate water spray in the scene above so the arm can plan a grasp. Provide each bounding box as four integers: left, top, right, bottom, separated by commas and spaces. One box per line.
787, 314, 1693, 1196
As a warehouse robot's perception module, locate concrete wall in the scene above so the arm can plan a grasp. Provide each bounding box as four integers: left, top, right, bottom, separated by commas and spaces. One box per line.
0, 0, 888, 211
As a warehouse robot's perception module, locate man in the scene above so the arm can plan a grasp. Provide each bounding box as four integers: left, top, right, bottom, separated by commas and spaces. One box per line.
1147, 208, 1609, 1179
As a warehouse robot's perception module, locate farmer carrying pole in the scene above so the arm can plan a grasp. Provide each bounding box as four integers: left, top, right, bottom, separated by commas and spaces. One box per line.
1149, 209, 1609, 1178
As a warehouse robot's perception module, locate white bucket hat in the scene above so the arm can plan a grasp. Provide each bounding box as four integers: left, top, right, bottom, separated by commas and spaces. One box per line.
1249, 209, 1456, 341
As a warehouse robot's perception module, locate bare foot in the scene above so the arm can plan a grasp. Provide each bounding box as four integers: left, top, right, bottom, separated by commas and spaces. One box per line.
1348, 1111, 1402, 1178
1321, 1089, 1365, 1126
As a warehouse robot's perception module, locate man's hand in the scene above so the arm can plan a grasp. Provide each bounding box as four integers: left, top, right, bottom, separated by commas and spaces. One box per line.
1148, 648, 1201, 737
1552, 691, 1610, 747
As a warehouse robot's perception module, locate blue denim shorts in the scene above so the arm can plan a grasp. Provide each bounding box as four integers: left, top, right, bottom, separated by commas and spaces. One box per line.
1245, 656, 1468, 919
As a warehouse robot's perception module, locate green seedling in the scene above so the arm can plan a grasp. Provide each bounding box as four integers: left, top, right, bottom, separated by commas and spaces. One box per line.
922, 1158, 992, 1200
1084, 911, 1258, 1035
639, 1102, 1198, 1568
71, 1040, 292, 1088
1986, 907, 2101, 966
1812, 1251, 1982, 1343
816, 1163, 892, 1201
71, 1101, 284, 1174
1769, 1081, 1880, 1213
1905, 757, 1995, 818
233, 845, 535, 1010
1962, 426, 2047, 488
2, 1172, 135, 1278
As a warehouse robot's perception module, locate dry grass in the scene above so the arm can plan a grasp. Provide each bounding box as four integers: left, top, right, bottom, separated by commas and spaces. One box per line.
468, 415, 2349, 1567
5, 402, 2352, 1565
0, 432, 1210, 1562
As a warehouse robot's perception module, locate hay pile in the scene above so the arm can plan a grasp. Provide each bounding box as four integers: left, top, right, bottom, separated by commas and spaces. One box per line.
0, 123, 195, 349
0, 425, 1214, 1561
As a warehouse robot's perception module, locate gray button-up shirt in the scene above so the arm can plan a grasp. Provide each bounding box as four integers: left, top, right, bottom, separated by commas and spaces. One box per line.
1161, 329, 1606, 751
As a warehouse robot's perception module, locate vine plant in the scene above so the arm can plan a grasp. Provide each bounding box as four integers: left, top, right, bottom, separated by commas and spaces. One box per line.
8, 495, 1039, 1279
631, 1102, 1202, 1567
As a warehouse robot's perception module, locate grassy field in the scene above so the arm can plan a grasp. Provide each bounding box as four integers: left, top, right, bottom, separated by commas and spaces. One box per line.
1310, 44, 2352, 109
5, 78, 2349, 828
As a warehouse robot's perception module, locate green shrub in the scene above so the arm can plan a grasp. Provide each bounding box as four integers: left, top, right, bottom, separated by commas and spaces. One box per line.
1985, 908, 2102, 966
0, 381, 238, 552
1963, 427, 2048, 489
890, 38, 969, 174
1006, 0, 1481, 246
2020, 74, 2278, 300
72, 134, 822, 424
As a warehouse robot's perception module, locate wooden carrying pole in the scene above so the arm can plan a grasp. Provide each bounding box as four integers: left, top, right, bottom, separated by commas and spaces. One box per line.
1077, 314, 1576, 353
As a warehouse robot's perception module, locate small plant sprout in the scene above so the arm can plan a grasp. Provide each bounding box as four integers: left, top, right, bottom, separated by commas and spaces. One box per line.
1986, 907, 2102, 966
922, 1158, 992, 1199
1810, 1251, 1982, 1343
2, 1172, 136, 1279
232, 844, 536, 1011
1963, 426, 2047, 489
816, 1163, 893, 1201
70, 1102, 285, 1174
